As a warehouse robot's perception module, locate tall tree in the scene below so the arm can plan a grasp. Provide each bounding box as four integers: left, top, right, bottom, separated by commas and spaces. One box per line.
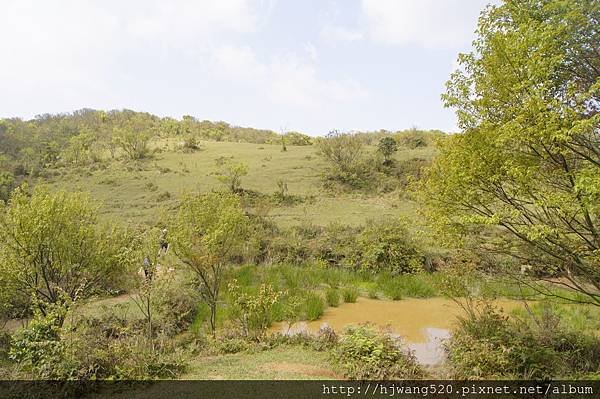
170, 192, 249, 334
422, 0, 600, 304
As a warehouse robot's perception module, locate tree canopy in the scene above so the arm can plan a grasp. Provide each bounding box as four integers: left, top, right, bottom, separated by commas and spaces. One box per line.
422, 0, 600, 304
0, 187, 132, 317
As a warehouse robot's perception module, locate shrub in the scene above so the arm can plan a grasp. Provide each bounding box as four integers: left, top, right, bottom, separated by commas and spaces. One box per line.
446, 304, 600, 379
314, 324, 338, 350
9, 304, 67, 379
342, 287, 359, 303
156, 191, 171, 202
180, 135, 201, 152
325, 289, 340, 307
332, 325, 423, 380
227, 280, 282, 337
357, 220, 424, 274
303, 293, 325, 321
316, 131, 374, 189
217, 337, 250, 354
10, 304, 186, 380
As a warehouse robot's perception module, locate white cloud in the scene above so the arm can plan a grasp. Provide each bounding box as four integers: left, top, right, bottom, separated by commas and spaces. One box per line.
361, 0, 489, 48
319, 24, 364, 44
0, 0, 262, 110
125, 0, 258, 43
210, 45, 369, 108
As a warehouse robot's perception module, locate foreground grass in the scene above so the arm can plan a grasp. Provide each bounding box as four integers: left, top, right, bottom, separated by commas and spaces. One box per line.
182, 346, 338, 380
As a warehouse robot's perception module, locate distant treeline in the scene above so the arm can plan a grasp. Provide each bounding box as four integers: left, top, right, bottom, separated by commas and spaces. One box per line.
0, 108, 445, 200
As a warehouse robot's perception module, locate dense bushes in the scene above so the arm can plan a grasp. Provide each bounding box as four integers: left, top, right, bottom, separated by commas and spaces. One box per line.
265, 220, 426, 275
446, 303, 600, 379
332, 325, 423, 380
9, 303, 187, 380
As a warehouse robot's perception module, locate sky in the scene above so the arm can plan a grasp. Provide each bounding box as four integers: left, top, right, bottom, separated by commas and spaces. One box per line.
0, 0, 494, 135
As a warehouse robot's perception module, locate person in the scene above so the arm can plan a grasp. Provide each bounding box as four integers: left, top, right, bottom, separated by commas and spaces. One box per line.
142, 256, 153, 281
159, 228, 169, 255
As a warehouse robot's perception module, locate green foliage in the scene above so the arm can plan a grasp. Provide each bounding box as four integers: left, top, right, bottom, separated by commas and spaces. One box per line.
377, 137, 398, 165
180, 135, 201, 152
9, 303, 67, 378
280, 132, 312, 146
171, 191, 250, 333
325, 288, 340, 307
316, 130, 372, 189
377, 273, 437, 300
303, 293, 325, 321
379, 279, 403, 301
0, 187, 131, 316
214, 161, 249, 193
342, 286, 359, 303
64, 131, 99, 165
447, 304, 600, 379
356, 220, 424, 274
0, 170, 15, 203
332, 325, 423, 380
8, 296, 188, 381
227, 279, 282, 337
113, 127, 152, 160
423, 0, 600, 304
395, 129, 443, 148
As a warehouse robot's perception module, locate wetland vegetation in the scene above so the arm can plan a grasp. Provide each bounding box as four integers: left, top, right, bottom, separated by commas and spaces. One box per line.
0, 0, 598, 385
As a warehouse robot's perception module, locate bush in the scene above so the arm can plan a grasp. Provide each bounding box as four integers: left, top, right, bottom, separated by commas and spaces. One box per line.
9, 303, 187, 380
342, 287, 359, 303
332, 325, 423, 380
180, 135, 201, 152
303, 293, 325, 321
446, 303, 600, 379
325, 289, 340, 307
227, 280, 282, 337
357, 220, 424, 274
9, 305, 66, 379
154, 278, 199, 335
316, 131, 375, 189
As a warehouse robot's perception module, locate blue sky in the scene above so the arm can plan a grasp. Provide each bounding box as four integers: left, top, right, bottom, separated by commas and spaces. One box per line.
1, 0, 494, 135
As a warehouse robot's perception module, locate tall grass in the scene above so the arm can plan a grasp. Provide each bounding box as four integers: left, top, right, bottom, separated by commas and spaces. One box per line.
303, 293, 325, 321
376, 273, 438, 300
342, 287, 359, 303
326, 289, 340, 307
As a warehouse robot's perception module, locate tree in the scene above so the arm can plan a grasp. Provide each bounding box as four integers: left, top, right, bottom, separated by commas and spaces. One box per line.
377, 137, 398, 165
422, 0, 600, 305
0, 187, 130, 320
112, 112, 156, 160
214, 161, 249, 193
113, 127, 152, 160
130, 227, 173, 349
170, 192, 249, 334
316, 130, 367, 187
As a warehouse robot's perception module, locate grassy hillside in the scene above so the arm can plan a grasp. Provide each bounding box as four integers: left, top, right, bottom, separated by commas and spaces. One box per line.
42, 138, 437, 228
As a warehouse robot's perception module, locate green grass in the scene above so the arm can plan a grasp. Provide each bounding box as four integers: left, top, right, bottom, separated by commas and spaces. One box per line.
303, 293, 326, 321
325, 289, 340, 307
342, 287, 359, 303
43, 139, 434, 228
375, 272, 441, 300
181, 346, 337, 380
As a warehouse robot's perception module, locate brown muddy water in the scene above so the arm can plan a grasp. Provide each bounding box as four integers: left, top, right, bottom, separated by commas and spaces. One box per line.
270, 297, 525, 365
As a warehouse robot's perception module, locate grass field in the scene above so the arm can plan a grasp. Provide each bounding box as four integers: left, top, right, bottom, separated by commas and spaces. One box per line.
43, 139, 436, 228
182, 346, 338, 380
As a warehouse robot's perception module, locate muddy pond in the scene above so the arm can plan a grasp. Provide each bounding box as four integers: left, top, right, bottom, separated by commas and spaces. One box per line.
270, 297, 525, 365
